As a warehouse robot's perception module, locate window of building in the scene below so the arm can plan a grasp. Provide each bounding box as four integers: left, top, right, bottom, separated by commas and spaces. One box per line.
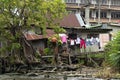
81, 11, 85, 18
101, 0, 107, 5
90, 11, 92, 18
87, 34, 99, 38
100, 11, 107, 18
81, 0, 86, 4
67, 10, 76, 14
91, 0, 96, 4
111, 0, 120, 6
111, 11, 120, 19
65, 0, 76, 3
96, 11, 107, 18
96, 11, 98, 18
90, 10, 96, 18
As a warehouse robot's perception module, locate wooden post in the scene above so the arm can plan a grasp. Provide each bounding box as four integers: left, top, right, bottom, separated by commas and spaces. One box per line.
85, 6, 90, 26
68, 53, 72, 65
84, 48, 88, 66
63, 75, 67, 80
0, 58, 6, 74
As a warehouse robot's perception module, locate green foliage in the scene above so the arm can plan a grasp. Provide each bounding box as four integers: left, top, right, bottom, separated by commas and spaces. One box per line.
87, 53, 104, 58
109, 51, 120, 70
105, 31, 120, 71
0, 0, 66, 55
11, 43, 21, 50
54, 26, 66, 34
44, 48, 53, 55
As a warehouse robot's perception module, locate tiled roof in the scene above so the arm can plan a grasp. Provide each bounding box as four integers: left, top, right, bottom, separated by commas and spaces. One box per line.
24, 29, 55, 40
60, 13, 83, 28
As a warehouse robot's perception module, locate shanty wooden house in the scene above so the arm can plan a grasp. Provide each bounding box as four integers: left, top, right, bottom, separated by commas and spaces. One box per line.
24, 13, 112, 53
24, 29, 55, 53
60, 13, 112, 51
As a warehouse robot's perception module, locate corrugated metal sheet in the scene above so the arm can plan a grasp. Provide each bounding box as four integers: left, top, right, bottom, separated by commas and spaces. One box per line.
75, 13, 85, 27
24, 29, 55, 40
60, 13, 82, 28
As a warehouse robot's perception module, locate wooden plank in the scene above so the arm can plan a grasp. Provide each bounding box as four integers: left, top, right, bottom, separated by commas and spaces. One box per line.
41, 56, 54, 58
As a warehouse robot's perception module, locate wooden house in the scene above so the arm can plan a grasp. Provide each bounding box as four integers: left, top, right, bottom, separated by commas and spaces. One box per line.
60, 13, 112, 52
24, 13, 112, 53
24, 29, 55, 53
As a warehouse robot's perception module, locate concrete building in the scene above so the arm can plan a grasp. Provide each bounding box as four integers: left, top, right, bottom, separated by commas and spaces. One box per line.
63, 0, 120, 49
65, 0, 120, 24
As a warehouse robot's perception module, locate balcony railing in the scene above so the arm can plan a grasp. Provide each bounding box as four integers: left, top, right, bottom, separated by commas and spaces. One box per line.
65, 0, 120, 6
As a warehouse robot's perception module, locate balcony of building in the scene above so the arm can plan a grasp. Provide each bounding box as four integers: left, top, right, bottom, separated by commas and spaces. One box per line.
65, 0, 120, 11
64, 0, 120, 6
89, 18, 120, 23
66, 4, 120, 11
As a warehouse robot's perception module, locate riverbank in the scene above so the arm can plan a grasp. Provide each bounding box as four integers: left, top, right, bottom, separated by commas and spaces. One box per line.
0, 66, 120, 80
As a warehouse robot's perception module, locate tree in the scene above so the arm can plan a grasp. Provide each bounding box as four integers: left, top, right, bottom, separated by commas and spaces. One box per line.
0, 0, 66, 63
105, 31, 120, 72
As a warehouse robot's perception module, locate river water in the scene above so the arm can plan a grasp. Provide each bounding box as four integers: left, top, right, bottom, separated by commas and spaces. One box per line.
0, 73, 119, 80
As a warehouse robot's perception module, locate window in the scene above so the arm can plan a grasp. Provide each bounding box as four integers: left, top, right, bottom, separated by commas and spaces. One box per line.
101, 0, 107, 5
111, 11, 120, 19
91, 0, 96, 4
87, 34, 99, 38
96, 11, 107, 18
101, 11, 107, 18
81, 11, 85, 18
90, 11, 92, 18
111, 0, 120, 6
67, 10, 76, 14
65, 0, 76, 3
81, 0, 86, 4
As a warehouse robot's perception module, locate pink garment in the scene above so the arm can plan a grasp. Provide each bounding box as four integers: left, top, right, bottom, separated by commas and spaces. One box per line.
80, 39, 86, 49
61, 36, 67, 43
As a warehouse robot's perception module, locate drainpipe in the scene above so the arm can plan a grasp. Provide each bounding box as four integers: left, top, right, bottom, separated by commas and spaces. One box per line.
108, 0, 111, 8
98, 0, 101, 24
76, 0, 81, 13
85, 0, 91, 27
108, 0, 111, 22
85, 6, 90, 27
77, 0, 80, 6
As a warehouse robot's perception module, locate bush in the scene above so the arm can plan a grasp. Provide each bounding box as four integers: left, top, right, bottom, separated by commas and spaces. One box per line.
44, 48, 53, 55
105, 31, 120, 72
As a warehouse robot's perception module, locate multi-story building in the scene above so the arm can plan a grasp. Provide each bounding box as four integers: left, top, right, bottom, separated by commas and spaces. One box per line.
63, 0, 120, 48
59, 0, 119, 50
64, 0, 120, 25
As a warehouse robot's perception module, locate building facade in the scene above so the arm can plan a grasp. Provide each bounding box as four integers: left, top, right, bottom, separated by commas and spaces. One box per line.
63, 0, 120, 50
64, 0, 120, 24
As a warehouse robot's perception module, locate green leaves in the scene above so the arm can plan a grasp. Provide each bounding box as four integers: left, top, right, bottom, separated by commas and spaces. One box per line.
54, 26, 66, 34
105, 31, 120, 71
0, 0, 66, 54
11, 43, 21, 50
109, 51, 120, 70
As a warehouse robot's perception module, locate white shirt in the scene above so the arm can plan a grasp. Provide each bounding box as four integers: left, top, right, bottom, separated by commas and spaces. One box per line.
75, 37, 80, 44
70, 40, 75, 45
